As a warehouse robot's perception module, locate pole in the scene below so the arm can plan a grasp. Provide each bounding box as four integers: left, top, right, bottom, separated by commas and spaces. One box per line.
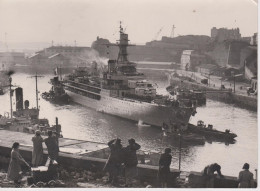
9, 77, 13, 118
233, 75, 236, 93
35, 73, 39, 110
255, 169, 258, 184
60, 65, 62, 81
179, 133, 182, 171
208, 74, 210, 87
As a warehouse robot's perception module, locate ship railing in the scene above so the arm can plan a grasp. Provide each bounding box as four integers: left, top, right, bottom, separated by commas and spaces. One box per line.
66, 80, 101, 90
63, 83, 101, 96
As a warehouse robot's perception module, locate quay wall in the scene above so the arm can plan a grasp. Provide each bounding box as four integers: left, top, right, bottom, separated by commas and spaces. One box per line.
0, 140, 256, 188
170, 78, 257, 111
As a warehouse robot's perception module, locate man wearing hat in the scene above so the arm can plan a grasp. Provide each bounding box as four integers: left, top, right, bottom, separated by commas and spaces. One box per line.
31, 130, 44, 167
238, 163, 254, 188
103, 138, 123, 186
123, 138, 141, 187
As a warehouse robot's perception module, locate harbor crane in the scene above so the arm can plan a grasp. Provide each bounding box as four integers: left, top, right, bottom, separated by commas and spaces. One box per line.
153, 27, 163, 41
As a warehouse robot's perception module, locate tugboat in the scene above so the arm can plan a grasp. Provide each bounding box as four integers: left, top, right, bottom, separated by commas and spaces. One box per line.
187, 120, 237, 141
42, 76, 70, 104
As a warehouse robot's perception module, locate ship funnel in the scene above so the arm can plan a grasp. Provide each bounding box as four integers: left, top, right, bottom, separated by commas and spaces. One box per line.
24, 100, 29, 109
108, 60, 116, 74
15, 87, 23, 111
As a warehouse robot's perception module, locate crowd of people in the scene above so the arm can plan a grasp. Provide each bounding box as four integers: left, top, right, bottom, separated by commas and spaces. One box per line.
4, 133, 255, 188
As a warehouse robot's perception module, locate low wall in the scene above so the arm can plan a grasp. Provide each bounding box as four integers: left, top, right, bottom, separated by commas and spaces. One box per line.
188, 171, 257, 188
0, 144, 180, 186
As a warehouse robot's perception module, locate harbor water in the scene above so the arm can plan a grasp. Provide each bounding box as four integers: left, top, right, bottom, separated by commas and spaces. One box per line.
0, 72, 257, 177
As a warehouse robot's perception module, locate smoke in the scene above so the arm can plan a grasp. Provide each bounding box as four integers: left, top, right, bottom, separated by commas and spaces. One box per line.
5, 70, 15, 77
71, 49, 109, 70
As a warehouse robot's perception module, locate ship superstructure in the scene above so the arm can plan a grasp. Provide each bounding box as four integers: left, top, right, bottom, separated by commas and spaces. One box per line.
62, 23, 196, 127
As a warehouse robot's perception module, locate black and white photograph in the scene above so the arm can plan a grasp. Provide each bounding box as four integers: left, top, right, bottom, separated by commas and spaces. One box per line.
0, 0, 258, 188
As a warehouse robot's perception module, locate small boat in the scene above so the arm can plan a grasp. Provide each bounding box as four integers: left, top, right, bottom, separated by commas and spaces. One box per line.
187, 120, 237, 141
162, 123, 205, 145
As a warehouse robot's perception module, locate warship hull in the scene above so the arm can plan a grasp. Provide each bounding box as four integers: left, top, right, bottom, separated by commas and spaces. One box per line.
66, 90, 193, 127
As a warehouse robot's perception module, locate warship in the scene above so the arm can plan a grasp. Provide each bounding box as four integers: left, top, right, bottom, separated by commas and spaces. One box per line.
62, 23, 196, 127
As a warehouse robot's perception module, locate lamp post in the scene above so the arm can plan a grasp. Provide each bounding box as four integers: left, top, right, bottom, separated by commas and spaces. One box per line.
208, 72, 213, 87
231, 71, 235, 93
178, 132, 182, 171
231, 72, 243, 94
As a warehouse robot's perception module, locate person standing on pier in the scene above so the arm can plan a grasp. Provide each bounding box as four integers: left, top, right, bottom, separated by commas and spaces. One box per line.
44, 130, 59, 161
103, 138, 123, 186
124, 138, 141, 187
158, 148, 172, 188
7, 142, 30, 187
238, 163, 254, 188
203, 163, 224, 188
31, 130, 44, 167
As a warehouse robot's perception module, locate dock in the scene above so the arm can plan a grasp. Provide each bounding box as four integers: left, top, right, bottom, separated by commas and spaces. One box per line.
0, 129, 256, 188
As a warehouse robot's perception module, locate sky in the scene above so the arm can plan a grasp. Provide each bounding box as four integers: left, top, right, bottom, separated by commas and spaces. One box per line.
0, 0, 258, 47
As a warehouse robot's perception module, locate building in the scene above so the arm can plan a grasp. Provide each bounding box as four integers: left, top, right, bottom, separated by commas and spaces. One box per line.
180, 50, 194, 70
0, 52, 26, 69
250, 33, 258, 46
28, 46, 95, 66
196, 64, 218, 75
211, 27, 241, 42
206, 40, 249, 68
181, 50, 211, 71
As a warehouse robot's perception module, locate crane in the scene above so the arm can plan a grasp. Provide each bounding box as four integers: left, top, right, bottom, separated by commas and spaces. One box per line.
153, 27, 163, 41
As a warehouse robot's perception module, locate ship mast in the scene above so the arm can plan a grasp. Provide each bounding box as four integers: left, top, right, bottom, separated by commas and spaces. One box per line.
29, 73, 44, 110
117, 21, 129, 63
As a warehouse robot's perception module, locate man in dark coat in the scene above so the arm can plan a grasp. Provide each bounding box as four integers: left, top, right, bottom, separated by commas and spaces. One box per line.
44, 131, 59, 161
103, 138, 123, 185
238, 163, 254, 188
123, 138, 141, 187
203, 163, 224, 188
158, 148, 172, 187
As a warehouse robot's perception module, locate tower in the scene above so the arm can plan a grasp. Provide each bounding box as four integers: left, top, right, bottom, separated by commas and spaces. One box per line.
117, 21, 129, 63
170, 25, 176, 38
